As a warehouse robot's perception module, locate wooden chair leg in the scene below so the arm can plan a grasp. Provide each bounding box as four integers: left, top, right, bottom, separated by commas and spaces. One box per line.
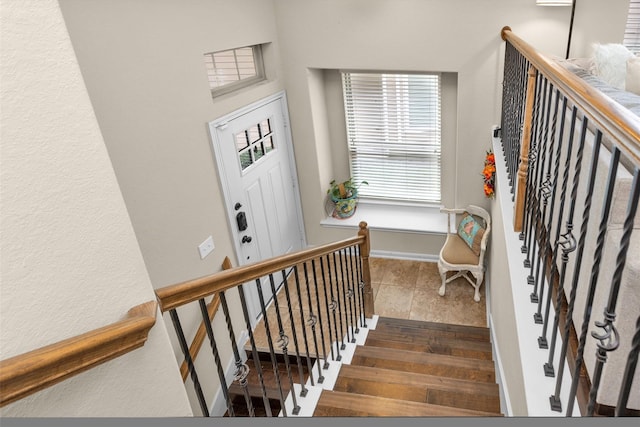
473, 272, 484, 303
437, 262, 447, 297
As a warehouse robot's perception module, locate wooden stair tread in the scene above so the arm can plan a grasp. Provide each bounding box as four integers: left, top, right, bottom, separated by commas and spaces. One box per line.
374, 317, 491, 342
334, 364, 500, 413
365, 330, 493, 360
350, 345, 495, 383
337, 364, 499, 395
314, 390, 501, 417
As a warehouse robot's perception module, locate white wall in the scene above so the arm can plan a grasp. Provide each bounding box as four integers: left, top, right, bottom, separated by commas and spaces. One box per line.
57, 0, 286, 415
272, 0, 615, 253
39, 0, 629, 415
0, 0, 192, 416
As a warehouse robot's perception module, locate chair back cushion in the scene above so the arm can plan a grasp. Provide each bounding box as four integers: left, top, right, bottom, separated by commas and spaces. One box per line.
457, 212, 485, 256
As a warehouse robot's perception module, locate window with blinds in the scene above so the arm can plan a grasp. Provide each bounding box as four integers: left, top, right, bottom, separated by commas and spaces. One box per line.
341, 72, 442, 203
624, 0, 640, 53
204, 45, 265, 97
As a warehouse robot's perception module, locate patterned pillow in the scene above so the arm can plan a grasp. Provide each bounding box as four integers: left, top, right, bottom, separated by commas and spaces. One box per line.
457, 213, 485, 257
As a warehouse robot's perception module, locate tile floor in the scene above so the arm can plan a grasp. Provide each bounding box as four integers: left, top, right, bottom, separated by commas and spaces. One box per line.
249, 257, 487, 353
369, 257, 487, 328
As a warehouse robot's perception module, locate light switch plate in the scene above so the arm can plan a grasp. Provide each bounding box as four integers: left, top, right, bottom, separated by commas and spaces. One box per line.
198, 235, 215, 259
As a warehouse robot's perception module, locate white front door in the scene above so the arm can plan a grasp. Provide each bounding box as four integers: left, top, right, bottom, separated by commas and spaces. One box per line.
209, 92, 306, 325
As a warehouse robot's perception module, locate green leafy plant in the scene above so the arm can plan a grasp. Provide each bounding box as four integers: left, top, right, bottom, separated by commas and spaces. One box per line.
327, 178, 368, 200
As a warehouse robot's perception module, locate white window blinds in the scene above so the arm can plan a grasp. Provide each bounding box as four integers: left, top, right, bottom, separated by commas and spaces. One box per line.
204, 45, 265, 96
625, 0, 640, 53
342, 72, 441, 203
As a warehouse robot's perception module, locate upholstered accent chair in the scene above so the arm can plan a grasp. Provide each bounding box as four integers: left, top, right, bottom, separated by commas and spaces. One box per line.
437, 205, 491, 302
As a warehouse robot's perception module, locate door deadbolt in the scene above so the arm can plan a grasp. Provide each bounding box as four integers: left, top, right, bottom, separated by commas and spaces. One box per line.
241, 235, 252, 244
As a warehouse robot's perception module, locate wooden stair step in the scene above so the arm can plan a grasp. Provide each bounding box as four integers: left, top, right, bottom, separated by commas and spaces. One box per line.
333, 364, 501, 413
374, 317, 491, 342
365, 329, 493, 360
228, 394, 277, 417
350, 345, 496, 383
314, 390, 501, 417
228, 356, 310, 400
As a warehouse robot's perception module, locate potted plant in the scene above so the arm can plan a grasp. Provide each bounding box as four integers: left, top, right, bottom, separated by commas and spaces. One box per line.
327, 178, 368, 219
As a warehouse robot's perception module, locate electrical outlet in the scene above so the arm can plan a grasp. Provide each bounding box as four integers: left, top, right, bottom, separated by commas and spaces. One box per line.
198, 235, 215, 259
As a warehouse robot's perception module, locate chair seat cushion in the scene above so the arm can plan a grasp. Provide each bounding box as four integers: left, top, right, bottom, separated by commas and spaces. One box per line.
441, 233, 480, 266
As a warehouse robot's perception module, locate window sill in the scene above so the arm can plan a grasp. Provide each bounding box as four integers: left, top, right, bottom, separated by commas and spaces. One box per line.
320, 202, 448, 235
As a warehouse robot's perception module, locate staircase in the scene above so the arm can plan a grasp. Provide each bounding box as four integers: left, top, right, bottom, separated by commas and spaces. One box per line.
228, 316, 503, 417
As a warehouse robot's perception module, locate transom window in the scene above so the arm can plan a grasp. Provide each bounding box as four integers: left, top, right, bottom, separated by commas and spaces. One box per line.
204, 45, 265, 97
342, 72, 442, 203
235, 119, 275, 171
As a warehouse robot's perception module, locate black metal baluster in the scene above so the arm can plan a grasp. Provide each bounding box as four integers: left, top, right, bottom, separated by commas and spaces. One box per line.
512, 53, 528, 192
218, 291, 253, 416
268, 273, 301, 415
537, 92, 567, 350
616, 314, 640, 416
566, 133, 610, 417
237, 284, 272, 417
254, 278, 289, 416
291, 265, 316, 387
586, 166, 639, 416
543, 105, 578, 377
534, 88, 561, 328
348, 246, 361, 335
502, 42, 518, 189
280, 269, 309, 397
338, 250, 356, 343
331, 252, 349, 347
318, 257, 339, 362
529, 78, 552, 307
303, 261, 325, 383
325, 255, 344, 358
169, 309, 209, 417
550, 117, 592, 412
197, 298, 234, 417
355, 245, 367, 328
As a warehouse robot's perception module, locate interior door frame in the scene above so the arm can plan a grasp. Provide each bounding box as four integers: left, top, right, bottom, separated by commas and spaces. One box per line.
208, 91, 307, 322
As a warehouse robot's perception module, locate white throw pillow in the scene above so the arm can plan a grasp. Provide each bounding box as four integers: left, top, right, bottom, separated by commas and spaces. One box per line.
627, 56, 640, 96
592, 43, 635, 90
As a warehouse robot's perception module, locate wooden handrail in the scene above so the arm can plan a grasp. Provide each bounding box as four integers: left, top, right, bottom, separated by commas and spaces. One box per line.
179, 294, 221, 381
177, 258, 233, 381
0, 301, 157, 407
156, 224, 368, 313
501, 26, 640, 165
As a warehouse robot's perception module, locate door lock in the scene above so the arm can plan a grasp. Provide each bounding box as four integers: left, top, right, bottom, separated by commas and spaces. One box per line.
241, 235, 252, 244
236, 211, 248, 231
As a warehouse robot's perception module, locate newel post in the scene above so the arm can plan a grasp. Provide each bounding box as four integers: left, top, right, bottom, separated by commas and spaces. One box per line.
514, 66, 538, 232
358, 221, 375, 318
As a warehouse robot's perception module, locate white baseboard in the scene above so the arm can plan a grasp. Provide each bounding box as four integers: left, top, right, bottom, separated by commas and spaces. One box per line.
489, 313, 512, 417
370, 249, 438, 262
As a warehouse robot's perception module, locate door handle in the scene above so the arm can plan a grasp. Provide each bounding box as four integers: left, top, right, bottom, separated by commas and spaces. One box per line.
242, 235, 252, 244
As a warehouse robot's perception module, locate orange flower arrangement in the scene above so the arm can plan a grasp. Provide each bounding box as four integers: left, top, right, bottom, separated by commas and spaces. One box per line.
483, 150, 496, 198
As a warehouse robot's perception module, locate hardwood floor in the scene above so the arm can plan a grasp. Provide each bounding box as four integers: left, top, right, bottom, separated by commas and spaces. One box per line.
233, 257, 499, 417
315, 318, 501, 416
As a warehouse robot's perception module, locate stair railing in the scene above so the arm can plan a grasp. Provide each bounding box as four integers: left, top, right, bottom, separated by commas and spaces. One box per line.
500, 26, 640, 416
0, 301, 158, 407
154, 222, 373, 417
